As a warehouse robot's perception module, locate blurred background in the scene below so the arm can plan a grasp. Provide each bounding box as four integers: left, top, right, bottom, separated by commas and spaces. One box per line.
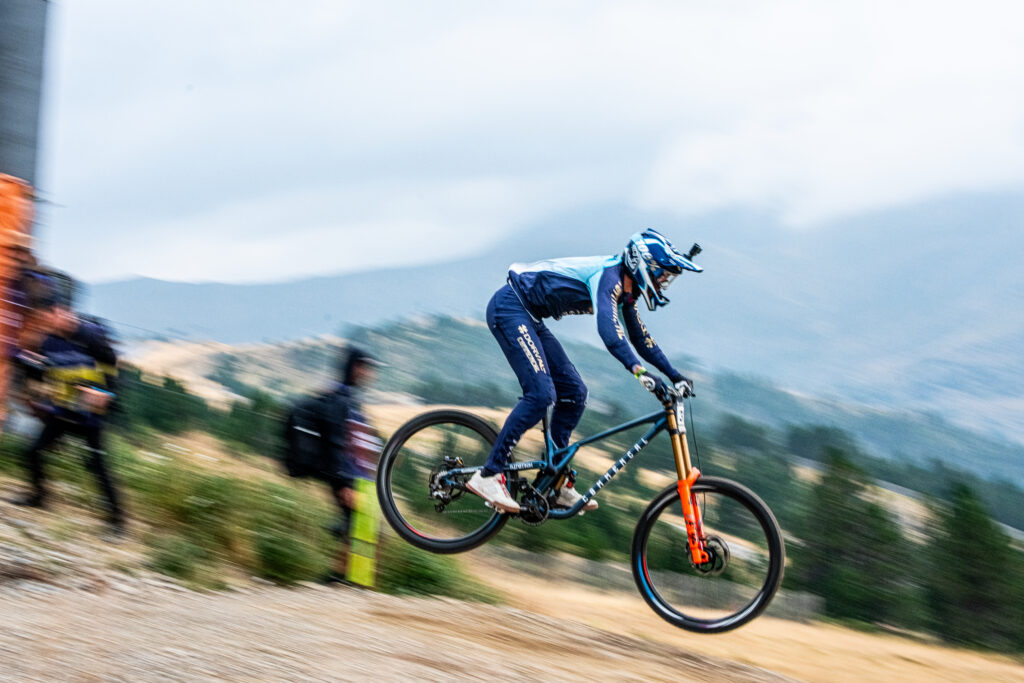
2, 0, 1024, 678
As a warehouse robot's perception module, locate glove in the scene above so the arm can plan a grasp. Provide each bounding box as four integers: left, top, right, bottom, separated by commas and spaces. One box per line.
673, 377, 695, 398
635, 368, 665, 395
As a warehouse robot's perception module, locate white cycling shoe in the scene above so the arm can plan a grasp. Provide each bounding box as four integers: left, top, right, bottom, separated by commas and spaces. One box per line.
555, 485, 598, 513
466, 471, 520, 513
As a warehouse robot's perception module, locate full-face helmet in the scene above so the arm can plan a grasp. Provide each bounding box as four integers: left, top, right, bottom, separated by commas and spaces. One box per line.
622, 229, 702, 310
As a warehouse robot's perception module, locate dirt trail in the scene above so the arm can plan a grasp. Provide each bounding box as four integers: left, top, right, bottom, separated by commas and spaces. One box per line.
2, 573, 1022, 683
473, 554, 1024, 683
0, 584, 790, 682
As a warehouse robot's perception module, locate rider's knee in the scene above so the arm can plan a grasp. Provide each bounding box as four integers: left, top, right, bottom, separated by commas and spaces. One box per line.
523, 381, 557, 412
558, 380, 588, 410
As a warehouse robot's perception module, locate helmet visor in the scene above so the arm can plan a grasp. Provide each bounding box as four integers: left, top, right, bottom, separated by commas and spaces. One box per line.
654, 270, 677, 292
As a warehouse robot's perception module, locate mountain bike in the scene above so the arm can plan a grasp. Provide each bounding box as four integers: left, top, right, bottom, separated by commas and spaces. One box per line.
376, 385, 785, 633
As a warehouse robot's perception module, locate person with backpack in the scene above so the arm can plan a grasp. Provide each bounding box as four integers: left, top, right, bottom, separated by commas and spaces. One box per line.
284, 346, 382, 584
10, 298, 125, 539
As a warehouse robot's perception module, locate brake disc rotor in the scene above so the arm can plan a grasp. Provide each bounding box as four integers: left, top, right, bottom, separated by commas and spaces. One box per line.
694, 535, 730, 576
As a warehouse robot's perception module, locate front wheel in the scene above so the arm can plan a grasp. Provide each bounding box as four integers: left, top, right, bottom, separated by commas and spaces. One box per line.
632, 476, 785, 633
377, 409, 510, 554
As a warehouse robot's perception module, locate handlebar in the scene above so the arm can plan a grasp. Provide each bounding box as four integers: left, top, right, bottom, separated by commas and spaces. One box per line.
653, 383, 675, 404
642, 379, 694, 405
636, 371, 695, 404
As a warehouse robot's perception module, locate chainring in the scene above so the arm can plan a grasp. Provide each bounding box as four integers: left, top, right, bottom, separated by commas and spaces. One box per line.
517, 486, 550, 526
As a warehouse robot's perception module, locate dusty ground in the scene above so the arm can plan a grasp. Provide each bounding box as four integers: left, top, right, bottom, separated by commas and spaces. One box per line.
471, 554, 1024, 683
0, 584, 796, 682
2, 562, 1022, 683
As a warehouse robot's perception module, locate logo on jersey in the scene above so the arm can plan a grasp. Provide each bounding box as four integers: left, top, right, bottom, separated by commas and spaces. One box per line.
633, 307, 655, 347
609, 283, 626, 340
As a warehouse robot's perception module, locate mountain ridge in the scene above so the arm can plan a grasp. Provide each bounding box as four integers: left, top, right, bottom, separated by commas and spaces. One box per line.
87, 192, 1024, 444
123, 314, 1024, 489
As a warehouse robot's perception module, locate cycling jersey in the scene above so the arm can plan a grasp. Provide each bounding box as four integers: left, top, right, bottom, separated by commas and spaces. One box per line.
38, 321, 117, 424
506, 256, 681, 382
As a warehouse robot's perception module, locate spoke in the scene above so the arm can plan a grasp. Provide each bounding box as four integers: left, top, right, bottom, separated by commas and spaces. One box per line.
382, 413, 506, 547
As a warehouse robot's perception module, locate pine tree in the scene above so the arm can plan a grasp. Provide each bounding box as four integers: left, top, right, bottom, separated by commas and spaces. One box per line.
794, 449, 917, 625
925, 483, 1019, 650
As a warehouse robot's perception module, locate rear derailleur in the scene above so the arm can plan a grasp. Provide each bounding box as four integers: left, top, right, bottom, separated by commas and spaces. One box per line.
428, 456, 464, 512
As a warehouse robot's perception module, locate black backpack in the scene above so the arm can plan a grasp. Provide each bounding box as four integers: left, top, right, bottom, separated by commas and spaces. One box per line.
282, 389, 350, 479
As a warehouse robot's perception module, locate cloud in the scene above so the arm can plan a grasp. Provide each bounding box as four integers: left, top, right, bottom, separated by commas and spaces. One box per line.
54, 171, 597, 283
37, 0, 1024, 281
637, 1, 1024, 224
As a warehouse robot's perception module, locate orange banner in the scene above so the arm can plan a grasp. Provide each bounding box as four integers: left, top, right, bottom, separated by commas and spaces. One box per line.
0, 174, 35, 428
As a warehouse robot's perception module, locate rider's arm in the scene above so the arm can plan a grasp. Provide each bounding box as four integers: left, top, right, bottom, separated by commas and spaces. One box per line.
593, 267, 646, 373
621, 297, 685, 383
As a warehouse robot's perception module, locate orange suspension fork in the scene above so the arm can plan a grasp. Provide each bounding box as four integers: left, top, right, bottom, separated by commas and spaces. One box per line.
668, 403, 709, 565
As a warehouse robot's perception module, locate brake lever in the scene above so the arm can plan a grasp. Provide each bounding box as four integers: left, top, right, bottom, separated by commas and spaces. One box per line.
654, 384, 674, 405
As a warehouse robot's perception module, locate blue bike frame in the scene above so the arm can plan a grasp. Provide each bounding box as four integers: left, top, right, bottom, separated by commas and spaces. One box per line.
446, 409, 668, 519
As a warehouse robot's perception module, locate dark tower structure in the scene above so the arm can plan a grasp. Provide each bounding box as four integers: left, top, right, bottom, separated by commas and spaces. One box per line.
0, 0, 49, 185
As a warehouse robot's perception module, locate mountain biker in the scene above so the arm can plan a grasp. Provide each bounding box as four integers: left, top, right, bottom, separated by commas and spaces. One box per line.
467, 229, 702, 513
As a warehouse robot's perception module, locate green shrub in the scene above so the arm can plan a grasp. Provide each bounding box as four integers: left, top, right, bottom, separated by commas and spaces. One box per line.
148, 534, 208, 581
177, 474, 245, 556
377, 537, 500, 604
0, 434, 28, 477
3, 428, 500, 603
254, 529, 326, 585
105, 444, 334, 582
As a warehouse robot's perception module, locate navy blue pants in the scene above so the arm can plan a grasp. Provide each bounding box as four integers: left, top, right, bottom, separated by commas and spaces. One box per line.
483, 285, 587, 475
23, 417, 123, 524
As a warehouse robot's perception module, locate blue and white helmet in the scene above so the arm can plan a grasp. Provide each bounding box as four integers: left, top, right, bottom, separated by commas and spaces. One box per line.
622, 229, 702, 310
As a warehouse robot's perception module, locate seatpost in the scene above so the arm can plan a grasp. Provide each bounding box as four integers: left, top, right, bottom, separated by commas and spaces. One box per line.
541, 407, 554, 458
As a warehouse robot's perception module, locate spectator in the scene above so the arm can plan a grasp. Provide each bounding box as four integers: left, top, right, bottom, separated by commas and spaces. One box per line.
322, 346, 382, 584
10, 300, 125, 539
1, 229, 78, 430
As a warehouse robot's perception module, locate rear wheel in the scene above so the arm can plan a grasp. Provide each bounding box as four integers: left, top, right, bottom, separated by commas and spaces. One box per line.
377, 410, 510, 553
631, 476, 785, 633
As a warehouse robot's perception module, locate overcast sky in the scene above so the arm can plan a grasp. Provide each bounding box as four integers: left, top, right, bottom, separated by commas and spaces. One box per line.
34, 0, 1024, 283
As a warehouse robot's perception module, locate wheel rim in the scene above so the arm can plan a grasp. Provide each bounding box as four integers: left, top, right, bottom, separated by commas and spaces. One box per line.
383, 417, 504, 545
637, 483, 780, 630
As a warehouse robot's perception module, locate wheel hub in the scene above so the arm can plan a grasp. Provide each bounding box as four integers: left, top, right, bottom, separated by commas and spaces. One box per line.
694, 535, 730, 576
